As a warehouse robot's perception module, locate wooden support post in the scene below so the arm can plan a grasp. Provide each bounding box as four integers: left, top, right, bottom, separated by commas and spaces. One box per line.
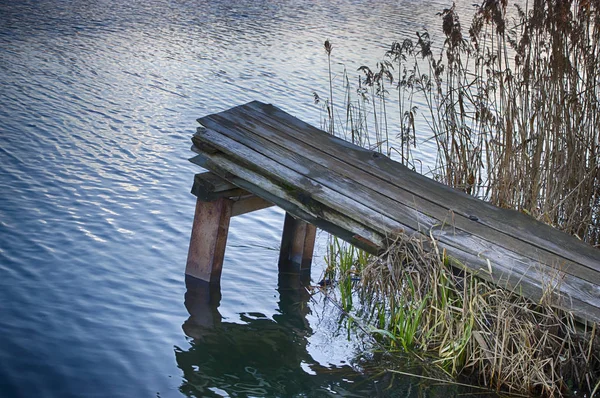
186, 197, 233, 283
278, 212, 317, 273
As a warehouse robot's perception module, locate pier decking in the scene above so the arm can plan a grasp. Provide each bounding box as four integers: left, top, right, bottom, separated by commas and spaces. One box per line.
187, 101, 600, 325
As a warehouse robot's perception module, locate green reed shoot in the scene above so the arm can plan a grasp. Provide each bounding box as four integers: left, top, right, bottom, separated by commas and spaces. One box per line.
324, 236, 370, 313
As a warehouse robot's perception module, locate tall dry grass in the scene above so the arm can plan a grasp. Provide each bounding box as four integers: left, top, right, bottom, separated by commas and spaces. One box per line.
317, 0, 600, 245
359, 234, 600, 396
426, 0, 600, 245
317, 0, 600, 395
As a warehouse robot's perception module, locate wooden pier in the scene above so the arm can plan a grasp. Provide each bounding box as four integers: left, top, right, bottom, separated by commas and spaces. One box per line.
186, 101, 600, 325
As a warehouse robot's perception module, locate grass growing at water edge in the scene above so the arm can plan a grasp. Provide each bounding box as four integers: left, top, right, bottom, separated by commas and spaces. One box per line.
323, 231, 600, 396
324, 236, 369, 313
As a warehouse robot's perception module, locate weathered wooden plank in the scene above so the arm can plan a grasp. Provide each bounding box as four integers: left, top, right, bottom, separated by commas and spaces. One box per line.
441, 243, 600, 325
189, 135, 600, 322
186, 197, 233, 283
432, 224, 600, 321
192, 128, 410, 239
194, 117, 600, 287
189, 154, 386, 253
193, 171, 238, 194
231, 101, 600, 272
199, 104, 600, 281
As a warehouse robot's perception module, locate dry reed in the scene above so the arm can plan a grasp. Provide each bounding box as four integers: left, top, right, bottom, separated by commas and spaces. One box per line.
318, 0, 600, 245
424, 0, 600, 245
318, 1, 600, 395
359, 234, 600, 396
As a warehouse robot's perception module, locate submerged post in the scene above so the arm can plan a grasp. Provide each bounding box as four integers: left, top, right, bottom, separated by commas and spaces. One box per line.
278, 213, 317, 274
186, 197, 233, 283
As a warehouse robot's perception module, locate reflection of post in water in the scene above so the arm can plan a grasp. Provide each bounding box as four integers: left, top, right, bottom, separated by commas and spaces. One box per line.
181, 268, 312, 340
182, 275, 222, 337
275, 268, 311, 331
177, 270, 326, 397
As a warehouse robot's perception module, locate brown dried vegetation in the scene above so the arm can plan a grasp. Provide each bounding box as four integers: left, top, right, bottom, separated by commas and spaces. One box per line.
319, 0, 600, 395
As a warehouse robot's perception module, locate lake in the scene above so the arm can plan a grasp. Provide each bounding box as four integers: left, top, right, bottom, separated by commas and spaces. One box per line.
0, 0, 497, 396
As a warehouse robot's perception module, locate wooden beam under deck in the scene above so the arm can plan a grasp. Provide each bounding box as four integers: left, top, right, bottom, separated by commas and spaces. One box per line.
191, 172, 274, 217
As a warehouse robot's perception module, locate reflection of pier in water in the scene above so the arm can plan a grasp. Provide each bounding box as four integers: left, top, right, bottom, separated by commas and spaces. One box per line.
177, 271, 500, 398
177, 272, 370, 397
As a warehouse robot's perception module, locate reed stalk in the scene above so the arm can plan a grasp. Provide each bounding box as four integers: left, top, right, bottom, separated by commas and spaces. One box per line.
317, 0, 600, 395
316, 0, 600, 245
325, 232, 600, 396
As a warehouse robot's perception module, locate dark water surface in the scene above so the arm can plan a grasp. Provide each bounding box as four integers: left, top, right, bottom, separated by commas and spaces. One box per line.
1, 0, 495, 397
